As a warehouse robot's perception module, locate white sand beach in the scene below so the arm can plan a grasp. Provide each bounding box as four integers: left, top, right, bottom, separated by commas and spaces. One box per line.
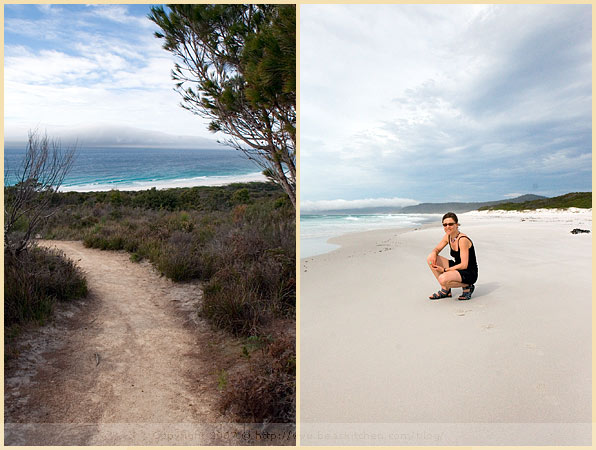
59, 172, 267, 192
300, 208, 592, 446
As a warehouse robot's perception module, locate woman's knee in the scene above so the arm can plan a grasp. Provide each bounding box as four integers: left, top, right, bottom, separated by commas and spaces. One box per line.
440, 271, 462, 285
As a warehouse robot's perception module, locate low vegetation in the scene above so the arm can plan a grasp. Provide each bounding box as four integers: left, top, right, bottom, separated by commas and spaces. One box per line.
222, 333, 295, 423
31, 181, 296, 425
4, 246, 88, 349
478, 192, 591, 211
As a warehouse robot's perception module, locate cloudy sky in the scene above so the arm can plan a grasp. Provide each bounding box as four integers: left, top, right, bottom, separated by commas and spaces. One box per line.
4, 4, 217, 146
300, 4, 592, 208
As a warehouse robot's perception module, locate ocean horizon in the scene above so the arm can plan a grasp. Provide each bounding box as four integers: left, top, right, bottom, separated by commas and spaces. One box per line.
4, 145, 266, 192
300, 213, 441, 258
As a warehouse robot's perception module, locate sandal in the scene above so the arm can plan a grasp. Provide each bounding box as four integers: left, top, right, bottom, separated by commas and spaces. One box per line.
429, 288, 451, 300
458, 284, 475, 301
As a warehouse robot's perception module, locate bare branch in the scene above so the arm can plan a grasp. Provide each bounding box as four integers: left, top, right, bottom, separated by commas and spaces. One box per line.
4, 130, 78, 255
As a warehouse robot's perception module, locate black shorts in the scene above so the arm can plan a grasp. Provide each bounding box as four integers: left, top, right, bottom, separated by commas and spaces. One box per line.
449, 260, 478, 285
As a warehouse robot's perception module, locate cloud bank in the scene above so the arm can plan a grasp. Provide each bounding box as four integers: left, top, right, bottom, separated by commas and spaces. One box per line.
4, 4, 217, 145
301, 197, 419, 212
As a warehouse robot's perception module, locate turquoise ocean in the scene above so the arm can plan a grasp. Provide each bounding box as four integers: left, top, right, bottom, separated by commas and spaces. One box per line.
300, 213, 441, 258
4, 145, 265, 191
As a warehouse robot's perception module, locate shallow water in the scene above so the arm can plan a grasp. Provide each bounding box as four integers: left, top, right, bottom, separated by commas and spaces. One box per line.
300, 213, 440, 258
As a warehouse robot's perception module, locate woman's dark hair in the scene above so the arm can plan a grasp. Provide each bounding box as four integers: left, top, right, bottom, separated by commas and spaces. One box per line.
442, 212, 458, 223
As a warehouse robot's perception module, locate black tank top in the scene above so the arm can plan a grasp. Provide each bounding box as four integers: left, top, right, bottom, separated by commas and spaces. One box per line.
449, 235, 478, 270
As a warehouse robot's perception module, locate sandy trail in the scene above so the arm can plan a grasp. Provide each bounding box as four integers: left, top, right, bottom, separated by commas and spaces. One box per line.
5, 240, 242, 445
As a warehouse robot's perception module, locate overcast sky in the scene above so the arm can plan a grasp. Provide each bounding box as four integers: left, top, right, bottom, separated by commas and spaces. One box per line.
4, 4, 217, 146
300, 4, 592, 208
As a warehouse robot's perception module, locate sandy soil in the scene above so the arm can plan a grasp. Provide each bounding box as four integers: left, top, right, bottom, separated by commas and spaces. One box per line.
300, 209, 592, 446
4, 241, 249, 446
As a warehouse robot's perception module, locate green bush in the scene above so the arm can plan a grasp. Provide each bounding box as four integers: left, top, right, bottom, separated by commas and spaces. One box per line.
232, 187, 251, 204
156, 240, 204, 281
201, 269, 267, 336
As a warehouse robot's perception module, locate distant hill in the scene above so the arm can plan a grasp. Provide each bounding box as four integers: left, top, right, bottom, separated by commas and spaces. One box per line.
303, 194, 548, 215
478, 192, 591, 211
399, 194, 546, 214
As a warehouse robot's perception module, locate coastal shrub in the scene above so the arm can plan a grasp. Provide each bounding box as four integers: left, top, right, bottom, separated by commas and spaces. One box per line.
232, 204, 247, 223
83, 221, 145, 252
222, 333, 295, 423
197, 214, 295, 333
109, 190, 123, 206
231, 187, 251, 205
155, 231, 203, 281
201, 268, 267, 336
4, 246, 88, 326
132, 187, 180, 210
81, 215, 100, 228
109, 208, 123, 220
83, 225, 126, 250
123, 238, 140, 253
165, 211, 195, 233
5, 252, 54, 325
248, 249, 295, 315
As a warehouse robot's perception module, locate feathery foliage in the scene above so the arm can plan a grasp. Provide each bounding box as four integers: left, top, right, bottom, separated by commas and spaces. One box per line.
149, 5, 296, 207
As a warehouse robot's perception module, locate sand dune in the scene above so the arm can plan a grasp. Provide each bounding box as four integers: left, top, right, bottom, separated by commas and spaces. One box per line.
300, 209, 592, 446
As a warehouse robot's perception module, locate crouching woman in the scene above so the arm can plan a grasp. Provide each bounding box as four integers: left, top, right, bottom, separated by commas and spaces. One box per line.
427, 212, 478, 301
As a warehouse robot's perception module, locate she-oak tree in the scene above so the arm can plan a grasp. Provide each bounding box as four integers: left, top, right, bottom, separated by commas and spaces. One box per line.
149, 4, 296, 207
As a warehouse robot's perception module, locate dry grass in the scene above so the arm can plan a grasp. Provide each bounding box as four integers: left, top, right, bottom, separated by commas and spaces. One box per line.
222, 333, 295, 424
4, 246, 88, 330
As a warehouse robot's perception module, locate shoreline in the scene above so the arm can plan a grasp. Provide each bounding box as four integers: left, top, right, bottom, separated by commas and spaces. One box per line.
300, 214, 441, 259
58, 172, 268, 193
300, 207, 591, 445
301, 207, 592, 260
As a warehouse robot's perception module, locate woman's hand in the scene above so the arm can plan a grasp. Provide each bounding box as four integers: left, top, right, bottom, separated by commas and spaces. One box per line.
428, 252, 437, 266
431, 264, 446, 273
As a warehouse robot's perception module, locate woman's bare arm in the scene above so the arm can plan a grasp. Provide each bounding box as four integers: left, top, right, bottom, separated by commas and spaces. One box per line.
428, 234, 448, 264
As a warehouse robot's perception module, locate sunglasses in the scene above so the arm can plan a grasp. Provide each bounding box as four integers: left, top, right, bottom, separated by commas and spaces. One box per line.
442, 222, 457, 227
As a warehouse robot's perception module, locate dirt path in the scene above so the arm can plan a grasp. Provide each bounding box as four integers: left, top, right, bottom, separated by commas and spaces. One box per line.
4, 241, 245, 445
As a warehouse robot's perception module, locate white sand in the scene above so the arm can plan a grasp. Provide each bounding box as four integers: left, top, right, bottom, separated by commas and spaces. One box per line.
59, 172, 267, 192
300, 208, 592, 446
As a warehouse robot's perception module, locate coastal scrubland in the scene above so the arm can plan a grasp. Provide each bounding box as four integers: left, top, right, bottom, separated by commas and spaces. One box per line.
5, 181, 295, 426
479, 191, 591, 211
